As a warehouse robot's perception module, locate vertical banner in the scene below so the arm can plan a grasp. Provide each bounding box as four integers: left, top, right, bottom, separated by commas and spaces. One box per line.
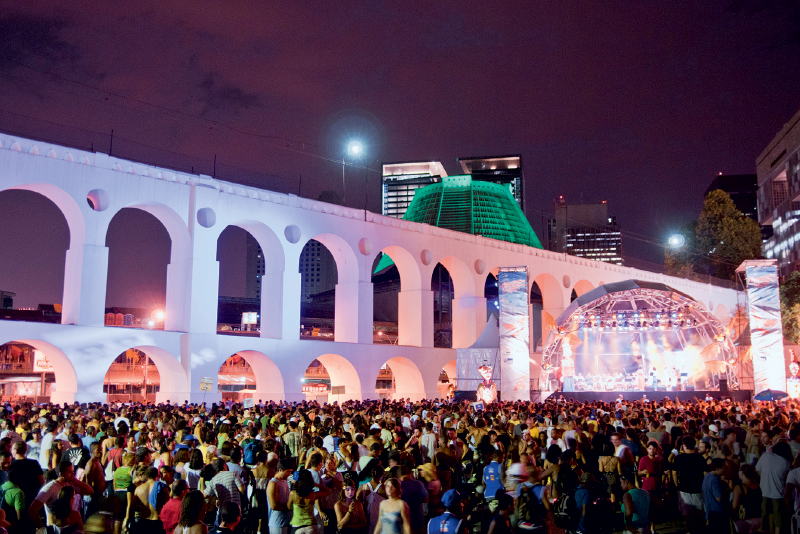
499, 267, 530, 401
745, 263, 786, 393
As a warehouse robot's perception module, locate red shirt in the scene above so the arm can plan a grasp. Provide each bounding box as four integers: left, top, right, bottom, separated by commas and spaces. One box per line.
160, 497, 183, 533
638, 456, 662, 492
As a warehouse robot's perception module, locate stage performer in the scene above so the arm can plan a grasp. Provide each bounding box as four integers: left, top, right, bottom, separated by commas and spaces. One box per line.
649, 367, 658, 389
635, 369, 645, 391
561, 352, 575, 392
476, 364, 497, 404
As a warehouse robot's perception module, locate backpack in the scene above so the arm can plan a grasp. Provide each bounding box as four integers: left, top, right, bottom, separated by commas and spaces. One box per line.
516, 484, 543, 524
243, 440, 262, 465
552, 490, 578, 530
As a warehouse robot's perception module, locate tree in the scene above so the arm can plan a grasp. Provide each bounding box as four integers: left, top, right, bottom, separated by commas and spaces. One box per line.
694, 190, 762, 280
781, 271, 800, 344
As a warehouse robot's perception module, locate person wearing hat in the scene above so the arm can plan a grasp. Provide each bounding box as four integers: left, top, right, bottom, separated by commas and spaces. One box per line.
427, 489, 466, 534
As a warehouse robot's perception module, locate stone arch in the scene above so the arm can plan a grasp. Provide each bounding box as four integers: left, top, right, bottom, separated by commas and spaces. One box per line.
573, 279, 594, 297
442, 359, 456, 380
104, 202, 192, 331
125, 345, 189, 403
0, 339, 77, 405
215, 221, 286, 338
531, 272, 565, 349
230, 350, 285, 402
4, 184, 85, 249
2, 185, 88, 325
437, 256, 477, 298
315, 353, 362, 402
380, 245, 422, 291
530, 273, 564, 311
305, 233, 359, 284
380, 356, 426, 401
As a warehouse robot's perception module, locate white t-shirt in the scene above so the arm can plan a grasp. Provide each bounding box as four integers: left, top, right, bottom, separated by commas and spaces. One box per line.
34, 480, 82, 524
39, 432, 54, 469
786, 467, 800, 510
756, 451, 790, 499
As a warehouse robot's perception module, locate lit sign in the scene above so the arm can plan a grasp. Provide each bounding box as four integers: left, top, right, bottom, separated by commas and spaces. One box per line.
33, 350, 53, 373
242, 312, 258, 325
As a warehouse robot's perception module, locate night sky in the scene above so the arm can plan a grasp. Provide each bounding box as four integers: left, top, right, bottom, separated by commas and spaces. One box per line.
1, 2, 799, 309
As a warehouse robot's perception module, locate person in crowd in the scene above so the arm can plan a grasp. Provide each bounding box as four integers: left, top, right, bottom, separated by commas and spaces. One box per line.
160, 479, 189, 534
287, 470, 330, 534
756, 440, 792, 534
334, 478, 366, 534
173, 490, 208, 534
486, 493, 513, 534
620, 474, 650, 534
373, 478, 410, 534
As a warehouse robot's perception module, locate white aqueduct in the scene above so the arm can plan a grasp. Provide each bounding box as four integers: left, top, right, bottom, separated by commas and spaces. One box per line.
0, 132, 739, 404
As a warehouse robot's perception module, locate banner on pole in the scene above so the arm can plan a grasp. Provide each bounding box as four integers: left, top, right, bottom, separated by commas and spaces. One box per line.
744, 262, 785, 393
498, 267, 530, 401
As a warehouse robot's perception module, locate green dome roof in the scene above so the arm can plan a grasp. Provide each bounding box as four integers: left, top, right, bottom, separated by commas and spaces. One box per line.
374, 175, 542, 273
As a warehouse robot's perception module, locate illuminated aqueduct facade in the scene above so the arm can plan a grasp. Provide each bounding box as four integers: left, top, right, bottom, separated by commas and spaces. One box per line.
0, 132, 739, 404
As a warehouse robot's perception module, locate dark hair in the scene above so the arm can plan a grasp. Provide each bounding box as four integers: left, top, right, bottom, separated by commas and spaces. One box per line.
773, 442, 793, 464
171, 479, 188, 496
188, 449, 204, 470
219, 502, 241, 525
178, 490, 205, 527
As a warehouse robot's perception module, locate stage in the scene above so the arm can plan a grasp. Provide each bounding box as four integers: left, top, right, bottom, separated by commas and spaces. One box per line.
544, 390, 752, 403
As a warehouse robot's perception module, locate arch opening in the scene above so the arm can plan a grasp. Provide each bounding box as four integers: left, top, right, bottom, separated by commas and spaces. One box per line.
573, 280, 594, 298
299, 239, 338, 340
103, 349, 160, 403
0, 341, 66, 402
485, 273, 499, 322
0, 190, 70, 323
302, 354, 361, 402
440, 359, 457, 400
104, 209, 171, 330
101, 345, 187, 403
373, 356, 426, 402
219, 350, 285, 403
432, 263, 453, 348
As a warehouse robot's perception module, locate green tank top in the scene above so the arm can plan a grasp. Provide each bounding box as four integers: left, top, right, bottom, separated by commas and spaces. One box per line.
114, 466, 132, 491
290, 498, 316, 527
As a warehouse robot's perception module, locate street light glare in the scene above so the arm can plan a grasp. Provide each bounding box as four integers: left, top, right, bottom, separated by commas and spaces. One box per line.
348, 141, 363, 156
668, 234, 685, 248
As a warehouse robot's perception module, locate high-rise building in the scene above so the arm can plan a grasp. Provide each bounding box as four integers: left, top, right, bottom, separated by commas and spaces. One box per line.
457, 155, 524, 212
381, 161, 448, 219
757, 106, 800, 277
244, 234, 264, 300
0, 291, 14, 309
298, 240, 337, 302
245, 234, 337, 302
547, 198, 622, 265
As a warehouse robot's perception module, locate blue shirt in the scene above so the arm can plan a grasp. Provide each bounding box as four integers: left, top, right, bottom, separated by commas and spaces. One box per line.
427, 511, 462, 534
702, 472, 729, 520
82, 436, 97, 450
574, 487, 591, 533
483, 461, 504, 500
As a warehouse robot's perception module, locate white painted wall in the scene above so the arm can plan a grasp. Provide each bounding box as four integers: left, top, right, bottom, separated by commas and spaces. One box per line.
0, 133, 742, 403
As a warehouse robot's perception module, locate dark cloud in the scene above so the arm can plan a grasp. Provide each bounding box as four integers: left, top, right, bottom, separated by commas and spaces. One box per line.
0, 12, 76, 71
197, 73, 261, 115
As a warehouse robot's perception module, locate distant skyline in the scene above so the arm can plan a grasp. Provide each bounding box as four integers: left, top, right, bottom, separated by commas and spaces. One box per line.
1, 2, 799, 308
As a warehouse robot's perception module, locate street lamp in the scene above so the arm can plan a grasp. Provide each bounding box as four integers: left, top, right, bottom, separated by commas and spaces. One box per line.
668, 234, 685, 249
342, 141, 363, 205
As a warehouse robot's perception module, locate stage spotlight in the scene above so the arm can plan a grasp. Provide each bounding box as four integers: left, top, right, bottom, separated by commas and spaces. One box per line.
727, 356, 737, 365
633, 312, 639, 318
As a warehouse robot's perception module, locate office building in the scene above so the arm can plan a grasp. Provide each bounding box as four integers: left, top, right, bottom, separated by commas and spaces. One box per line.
381, 161, 447, 218
457, 155, 524, 212
757, 106, 800, 277
0, 291, 14, 309
547, 198, 622, 265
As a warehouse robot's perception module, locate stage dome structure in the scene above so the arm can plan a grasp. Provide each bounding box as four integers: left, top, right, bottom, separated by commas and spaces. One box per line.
541, 280, 737, 393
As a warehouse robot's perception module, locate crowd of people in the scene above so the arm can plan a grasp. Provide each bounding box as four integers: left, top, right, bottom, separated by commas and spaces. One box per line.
0, 395, 796, 534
